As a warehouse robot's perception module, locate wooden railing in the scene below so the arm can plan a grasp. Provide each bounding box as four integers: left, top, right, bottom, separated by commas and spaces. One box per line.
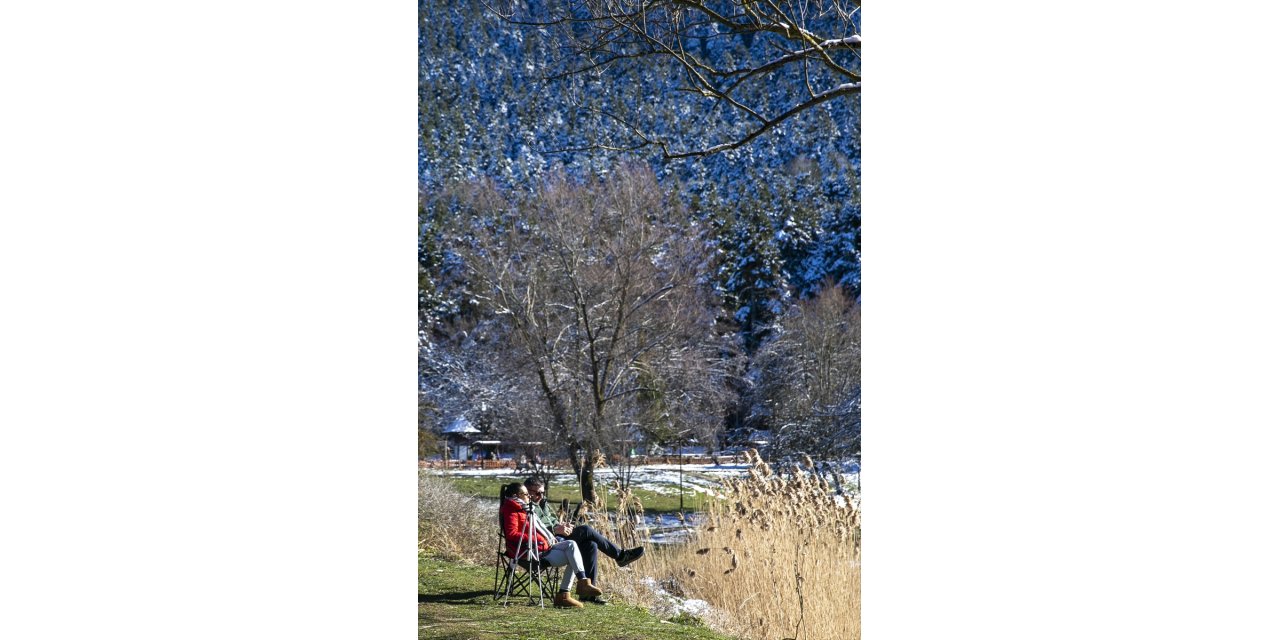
418, 459, 517, 470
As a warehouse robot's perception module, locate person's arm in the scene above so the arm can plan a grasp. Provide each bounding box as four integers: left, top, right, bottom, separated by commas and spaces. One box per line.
501, 502, 541, 551
531, 514, 556, 545
527, 496, 573, 537
536, 499, 574, 536
533, 500, 558, 530
500, 502, 523, 546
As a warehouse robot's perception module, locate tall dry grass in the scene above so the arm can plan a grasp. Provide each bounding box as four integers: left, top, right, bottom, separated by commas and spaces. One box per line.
418, 472, 497, 565
586, 450, 860, 640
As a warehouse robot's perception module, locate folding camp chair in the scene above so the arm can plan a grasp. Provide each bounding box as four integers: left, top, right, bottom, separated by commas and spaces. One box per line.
493, 533, 561, 606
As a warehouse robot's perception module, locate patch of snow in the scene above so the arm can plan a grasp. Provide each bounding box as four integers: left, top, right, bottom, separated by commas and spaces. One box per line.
430, 461, 863, 509
641, 577, 716, 621
678, 598, 713, 617
427, 468, 521, 477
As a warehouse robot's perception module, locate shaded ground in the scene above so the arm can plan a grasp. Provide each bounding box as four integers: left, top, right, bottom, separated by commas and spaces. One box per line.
419, 555, 738, 640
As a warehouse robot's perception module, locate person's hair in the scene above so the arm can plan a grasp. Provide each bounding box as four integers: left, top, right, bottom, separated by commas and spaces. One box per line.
523, 477, 544, 490
501, 482, 524, 499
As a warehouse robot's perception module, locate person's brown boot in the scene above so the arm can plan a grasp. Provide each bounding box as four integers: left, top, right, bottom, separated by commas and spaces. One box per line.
575, 578, 603, 599
553, 591, 584, 608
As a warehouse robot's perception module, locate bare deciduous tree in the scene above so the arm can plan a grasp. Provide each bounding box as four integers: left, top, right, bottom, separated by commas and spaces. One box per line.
756, 282, 859, 460
421, 314, 554, 445
488, 0, 860, 158
451, 165, 734, 502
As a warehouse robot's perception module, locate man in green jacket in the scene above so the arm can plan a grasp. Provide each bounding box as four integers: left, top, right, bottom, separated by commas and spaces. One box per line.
523, 477, 644, 604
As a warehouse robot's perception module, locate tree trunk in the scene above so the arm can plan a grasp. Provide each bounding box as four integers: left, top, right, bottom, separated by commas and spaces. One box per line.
571, 442, 600, 504
568, 441, 583, 482
580, 454, 597, 505
567, 441, 598, 504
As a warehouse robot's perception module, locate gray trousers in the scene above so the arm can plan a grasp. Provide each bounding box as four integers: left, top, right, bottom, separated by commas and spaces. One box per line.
539, 539, 584, 592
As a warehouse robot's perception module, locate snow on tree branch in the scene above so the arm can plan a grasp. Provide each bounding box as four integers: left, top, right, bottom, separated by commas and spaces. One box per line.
487, 0, 861, 158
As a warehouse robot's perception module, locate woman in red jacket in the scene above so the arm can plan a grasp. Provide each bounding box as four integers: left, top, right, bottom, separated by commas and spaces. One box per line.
500, 482, 603, 608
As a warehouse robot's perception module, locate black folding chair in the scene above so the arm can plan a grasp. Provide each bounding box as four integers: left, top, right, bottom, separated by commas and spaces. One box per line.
493, 533, 561, 605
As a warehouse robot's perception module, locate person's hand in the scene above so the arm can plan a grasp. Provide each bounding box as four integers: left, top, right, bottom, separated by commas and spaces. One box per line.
554, 523, 573, 537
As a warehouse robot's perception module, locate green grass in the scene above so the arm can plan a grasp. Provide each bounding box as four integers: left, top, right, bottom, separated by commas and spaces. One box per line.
430, 473, 716, 514
419, 554, 738, 640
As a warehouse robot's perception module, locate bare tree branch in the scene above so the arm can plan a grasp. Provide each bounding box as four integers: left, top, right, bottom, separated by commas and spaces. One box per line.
444, 165, 736, 501
491, 0, 861, 158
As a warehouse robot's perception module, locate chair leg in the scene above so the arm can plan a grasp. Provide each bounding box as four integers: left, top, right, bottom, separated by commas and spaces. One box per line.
496, 556, 530, 606
528, 565, 560, 603
544, 567, 562, 600
492, 558, 567, 607
493, 555, 504, 600
495, 554, 518, 602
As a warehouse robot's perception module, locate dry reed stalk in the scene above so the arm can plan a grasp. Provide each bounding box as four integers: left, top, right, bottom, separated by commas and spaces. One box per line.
574, 479, 667, 609
574, 453, 860, 639
657, 450, 859, 640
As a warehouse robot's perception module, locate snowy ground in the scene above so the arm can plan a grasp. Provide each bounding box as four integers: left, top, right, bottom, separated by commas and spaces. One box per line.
612, 464, 747, 495
426, 460, 859, 545
427, 461, 859, 495
641, 576, 715, 621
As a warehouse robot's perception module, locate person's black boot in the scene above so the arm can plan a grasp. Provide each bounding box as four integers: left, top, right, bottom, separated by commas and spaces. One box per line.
616, 547, 645, 568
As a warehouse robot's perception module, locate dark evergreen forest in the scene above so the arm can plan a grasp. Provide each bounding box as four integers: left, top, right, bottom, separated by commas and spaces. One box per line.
419, 1, 860, 481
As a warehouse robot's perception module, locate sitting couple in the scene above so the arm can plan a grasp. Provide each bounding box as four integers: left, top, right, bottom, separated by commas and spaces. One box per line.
499, 479, 644, 608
